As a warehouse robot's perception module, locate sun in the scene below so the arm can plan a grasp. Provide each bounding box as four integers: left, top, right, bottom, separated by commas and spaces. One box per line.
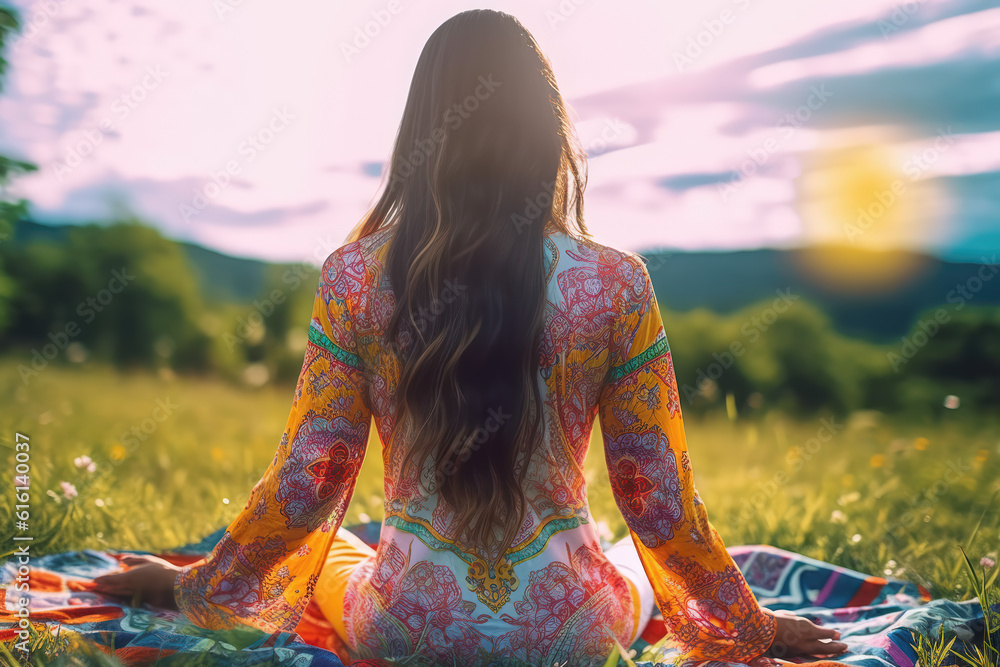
793, 135, 945, 293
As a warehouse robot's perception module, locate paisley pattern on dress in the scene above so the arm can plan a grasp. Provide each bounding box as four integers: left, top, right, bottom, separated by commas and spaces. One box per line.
497, 542, 635, 665
174, 227, 776, 666
344, 541, 491, 665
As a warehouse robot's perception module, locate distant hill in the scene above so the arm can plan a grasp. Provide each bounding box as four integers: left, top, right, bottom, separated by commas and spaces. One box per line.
14, 220, 272, 303
14, 221, 1000, 342
641, 248, 1000, 342
181, 243, 272, 303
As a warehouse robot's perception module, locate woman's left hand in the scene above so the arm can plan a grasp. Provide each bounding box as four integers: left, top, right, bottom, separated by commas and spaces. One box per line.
92, 554, 180, 609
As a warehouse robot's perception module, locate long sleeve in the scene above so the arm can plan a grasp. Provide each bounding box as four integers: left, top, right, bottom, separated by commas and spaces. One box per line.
597, 254, 775, 664
174, 248, 372, 633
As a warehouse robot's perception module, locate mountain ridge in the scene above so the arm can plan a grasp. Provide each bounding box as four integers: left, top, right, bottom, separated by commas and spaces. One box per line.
14, 220, 1000, 342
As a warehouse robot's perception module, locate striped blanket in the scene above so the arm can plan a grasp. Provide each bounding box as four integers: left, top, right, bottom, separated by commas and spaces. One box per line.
0, 524, 986, 666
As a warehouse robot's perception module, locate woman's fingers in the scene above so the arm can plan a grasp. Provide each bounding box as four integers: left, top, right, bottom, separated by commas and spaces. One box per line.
94, 570, 139, 593
799, 622, 847, 655
92, 559, 180, 611
806, 639, 849, 655
93, 572, 126, 587
767, 610, 849, 659
93, 582, 129, 595
120, 554, 164, 566
811, 624, 841, 640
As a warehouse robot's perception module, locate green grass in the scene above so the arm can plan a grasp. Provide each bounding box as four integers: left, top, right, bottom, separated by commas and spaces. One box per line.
1, 357, 998, 603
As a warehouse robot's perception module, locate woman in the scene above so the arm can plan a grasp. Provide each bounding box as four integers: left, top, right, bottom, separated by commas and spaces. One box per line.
95, 10, 846, 666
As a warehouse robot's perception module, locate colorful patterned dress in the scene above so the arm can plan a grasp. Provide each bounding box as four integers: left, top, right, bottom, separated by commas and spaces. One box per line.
174, 226, 777, 666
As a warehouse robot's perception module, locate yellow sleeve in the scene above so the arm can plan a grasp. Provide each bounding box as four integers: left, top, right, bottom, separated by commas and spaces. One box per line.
597, 254, 775, 664
174, 248, 372, 633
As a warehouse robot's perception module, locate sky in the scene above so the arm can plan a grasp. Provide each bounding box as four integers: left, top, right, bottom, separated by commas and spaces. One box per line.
0, 0, 998, 264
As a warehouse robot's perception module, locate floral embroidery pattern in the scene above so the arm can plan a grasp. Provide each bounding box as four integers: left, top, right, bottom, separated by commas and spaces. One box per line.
175, 229, 776, 666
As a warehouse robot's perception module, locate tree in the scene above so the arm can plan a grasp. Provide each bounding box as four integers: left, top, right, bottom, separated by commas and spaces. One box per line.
0, 7, 39, 332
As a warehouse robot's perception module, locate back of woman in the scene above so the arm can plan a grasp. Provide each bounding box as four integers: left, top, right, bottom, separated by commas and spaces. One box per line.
331, 225, 651, 664
105, 9, 844, 667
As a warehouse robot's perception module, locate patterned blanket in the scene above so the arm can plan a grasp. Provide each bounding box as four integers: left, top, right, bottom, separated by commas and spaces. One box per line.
0, 524, 986, 666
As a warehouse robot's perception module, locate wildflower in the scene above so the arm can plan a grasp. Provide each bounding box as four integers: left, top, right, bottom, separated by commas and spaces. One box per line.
110, 445, 127, 461
60, 481, 78, 499
830, 510, 847, 524
914, 437, 929, 451
974, 449, 988, 464
838, 491, 861, 506
211, 447, 226, 462
943, 395, 960, 409
982, 557, 996, 569
870, 454, 886, 468
851, 533, 862, 543
74, 455, 96, 473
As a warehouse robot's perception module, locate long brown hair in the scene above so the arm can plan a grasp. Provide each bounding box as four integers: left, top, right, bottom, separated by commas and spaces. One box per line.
357, 9, 588, 557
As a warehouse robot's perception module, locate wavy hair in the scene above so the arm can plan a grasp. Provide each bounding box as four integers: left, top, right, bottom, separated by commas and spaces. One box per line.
356, 9, 588, 557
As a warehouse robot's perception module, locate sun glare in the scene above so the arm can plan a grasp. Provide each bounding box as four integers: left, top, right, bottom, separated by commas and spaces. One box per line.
793, 134, 947, 293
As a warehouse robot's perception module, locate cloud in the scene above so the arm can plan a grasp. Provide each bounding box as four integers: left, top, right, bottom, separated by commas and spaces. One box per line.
657, 172, 741, 191
30, 171, 330, 233
0, 0, 997, 261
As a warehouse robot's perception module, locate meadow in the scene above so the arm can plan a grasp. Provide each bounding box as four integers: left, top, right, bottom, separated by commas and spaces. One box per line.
2, 357, 997, 603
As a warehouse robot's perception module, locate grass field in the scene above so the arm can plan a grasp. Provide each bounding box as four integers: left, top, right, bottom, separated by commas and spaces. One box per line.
1, 357, 998, 603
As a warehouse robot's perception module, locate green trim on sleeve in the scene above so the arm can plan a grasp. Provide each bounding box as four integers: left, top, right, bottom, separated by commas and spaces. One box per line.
308, 321, 363, 371
606, 329, 669, 384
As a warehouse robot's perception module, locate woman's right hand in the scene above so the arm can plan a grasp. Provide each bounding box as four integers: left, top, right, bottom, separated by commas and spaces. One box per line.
762, 608, 848, 660
92, 554, 180, 610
